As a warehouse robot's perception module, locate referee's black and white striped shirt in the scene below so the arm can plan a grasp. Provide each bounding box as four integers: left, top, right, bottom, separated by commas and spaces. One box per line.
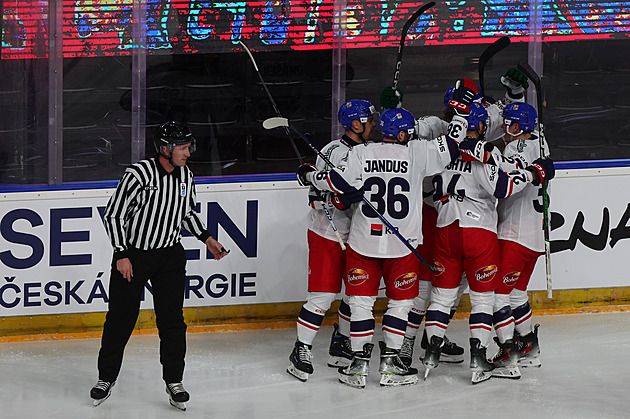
104, 156, 210, 260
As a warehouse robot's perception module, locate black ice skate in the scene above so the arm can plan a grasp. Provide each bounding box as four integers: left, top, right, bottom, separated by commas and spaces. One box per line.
419, 330, 464, 364
516, 324, 541, 368
422, 335, 444, 380
399, 336, 415, 367
90, 380, 115, 407
338, 343, 373, 389
490, 337, 521, 379
378, 341, 419, 387
287, 340, 314, 382
470, 338, 494, 385
166, 382, 189, 411
327, 323, 353, 368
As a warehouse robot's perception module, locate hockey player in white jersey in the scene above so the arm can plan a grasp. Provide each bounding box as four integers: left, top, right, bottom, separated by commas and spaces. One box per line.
490, 102, 552, 377
297, 105, 463, 388
287, 99, 377, 382
422, 79, 555, 385
381, 70, 530, 367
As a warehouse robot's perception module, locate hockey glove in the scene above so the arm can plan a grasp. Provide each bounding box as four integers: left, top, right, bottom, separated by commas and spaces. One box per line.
380, 87, 404, 109
459, 137, 495, 164
501, 68, 529, 99
526, 157, 555, 186
331, 189, 364, 211
448, 78, 479, 116
297, 163, 317, 186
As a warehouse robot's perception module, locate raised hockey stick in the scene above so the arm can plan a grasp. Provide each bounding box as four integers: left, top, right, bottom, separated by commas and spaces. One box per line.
392, 2, 436, 91
239, 41, 346, 250
264, 117, 435, 272
516, 60, 553, 299
478, 36, 511, 98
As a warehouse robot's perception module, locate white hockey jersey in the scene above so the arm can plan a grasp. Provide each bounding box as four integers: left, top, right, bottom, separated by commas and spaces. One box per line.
311, 136, 454, 258
430, 155, 534, 233
497, 132, 550, 252
307, 137, 358, 242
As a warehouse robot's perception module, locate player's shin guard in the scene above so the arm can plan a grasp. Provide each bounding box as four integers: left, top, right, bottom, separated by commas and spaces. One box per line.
338, 343, 374, 389
469, 290, 494, 347
493, 301, 515, 344
348, 296, 376, 352
296, 293, 335, 345
378, 341, 419, 387
382, 299, 413, 350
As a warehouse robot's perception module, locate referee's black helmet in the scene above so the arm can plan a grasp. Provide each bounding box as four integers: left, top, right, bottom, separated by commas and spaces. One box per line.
153, 121, 196, 155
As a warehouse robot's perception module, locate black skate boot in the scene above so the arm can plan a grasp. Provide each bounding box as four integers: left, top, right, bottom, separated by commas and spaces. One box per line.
420, 330, 464, 363
516, 324, 541, 367
338, 343, 374, 389
399, 336, 415, 367
490, 337, 521, 379
422, 335, 444, 380
470, 338, 494, 385
328, 323, 353, 368
90, 379, 115, 407
378, 341, 419, 387
166, 382, 190, 411
287, 340, 314, 382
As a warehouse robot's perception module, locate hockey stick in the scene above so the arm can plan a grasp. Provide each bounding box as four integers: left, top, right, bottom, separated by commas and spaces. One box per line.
478, 36, 511, 98
239, 41, 346, 251
516, 60, 553, 299
264, 117, 435, 273
392, 2, 436, 91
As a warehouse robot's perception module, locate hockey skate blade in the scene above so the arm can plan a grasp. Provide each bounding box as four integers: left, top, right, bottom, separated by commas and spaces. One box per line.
518, 357, 542, 368
471, 370, 493, 385
92, 394, 110, 407
492, 365, 521, 379
169, 399, 187, 411
262, 117, 289, 130
327, 356, 352, 368
380, 373, 419, 387
338, 372, 367, 389
420, 352, 464, 364
287, 363, 309, 382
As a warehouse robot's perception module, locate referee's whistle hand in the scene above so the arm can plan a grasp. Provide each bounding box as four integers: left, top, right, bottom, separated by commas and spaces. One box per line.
116, 258, 134, 282
206, 237, 229, 260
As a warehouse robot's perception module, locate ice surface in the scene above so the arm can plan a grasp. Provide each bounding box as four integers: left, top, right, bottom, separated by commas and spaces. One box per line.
1, 311, 628, 418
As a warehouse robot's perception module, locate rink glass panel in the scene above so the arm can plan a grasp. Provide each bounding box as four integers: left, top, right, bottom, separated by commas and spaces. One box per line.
1, 1, 629, 185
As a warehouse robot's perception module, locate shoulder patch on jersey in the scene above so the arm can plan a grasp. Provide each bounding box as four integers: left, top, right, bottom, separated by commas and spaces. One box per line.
517, 139, 527, 153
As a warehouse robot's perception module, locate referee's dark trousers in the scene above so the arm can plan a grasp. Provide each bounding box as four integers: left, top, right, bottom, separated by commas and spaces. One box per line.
97, 243, 188, 384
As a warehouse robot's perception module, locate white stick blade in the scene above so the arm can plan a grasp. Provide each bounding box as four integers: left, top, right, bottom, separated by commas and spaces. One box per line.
262, 117, 289, 130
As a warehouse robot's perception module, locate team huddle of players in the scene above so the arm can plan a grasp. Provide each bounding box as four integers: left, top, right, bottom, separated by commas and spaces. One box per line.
287, 69, 554, 387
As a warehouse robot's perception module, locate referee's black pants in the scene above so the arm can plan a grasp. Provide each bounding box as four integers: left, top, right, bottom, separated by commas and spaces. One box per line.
97, 243, 188, 384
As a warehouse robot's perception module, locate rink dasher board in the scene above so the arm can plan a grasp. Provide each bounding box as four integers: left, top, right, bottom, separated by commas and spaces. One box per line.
1, 171, 630, 320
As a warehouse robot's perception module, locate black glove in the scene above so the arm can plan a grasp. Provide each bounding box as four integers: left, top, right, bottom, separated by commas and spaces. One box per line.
526, 157, 555, 186
331, 189, 364, 210
448, 78, 479, 115
459, 137, 495, 164
380, 87, 403, 109
501, 68, 529, 99
297, 163, 317, 186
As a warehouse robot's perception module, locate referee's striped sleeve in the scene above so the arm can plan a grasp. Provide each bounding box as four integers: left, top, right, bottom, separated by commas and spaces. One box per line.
182, 178, 211, 242
103, 169, 140, 257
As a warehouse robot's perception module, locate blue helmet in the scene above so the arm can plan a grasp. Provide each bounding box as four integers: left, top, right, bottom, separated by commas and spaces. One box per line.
465, 102, 488, 131
338, 99, 376, 130
503, 102, 538, 133
379, 108, 415, 139
443, 85, 482, 110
